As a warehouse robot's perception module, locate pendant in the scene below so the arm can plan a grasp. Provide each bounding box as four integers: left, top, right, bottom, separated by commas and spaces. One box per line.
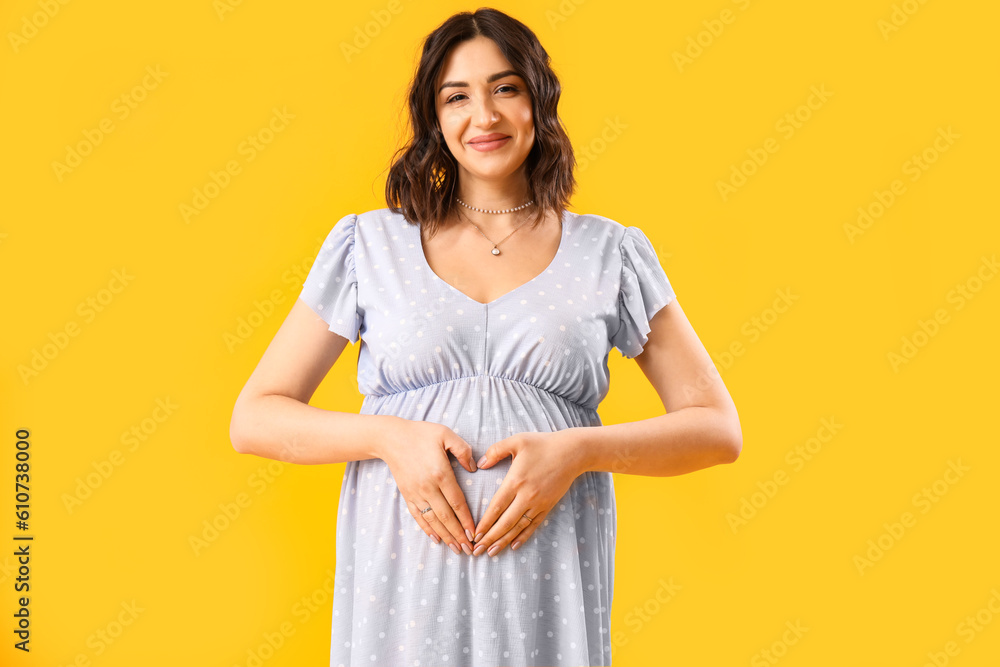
491, 246, 501, 256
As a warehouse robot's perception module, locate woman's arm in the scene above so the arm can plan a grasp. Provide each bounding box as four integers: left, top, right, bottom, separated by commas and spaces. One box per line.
230, 298, 404, 465
578, 298, 743, 477
232, 298, 481, 551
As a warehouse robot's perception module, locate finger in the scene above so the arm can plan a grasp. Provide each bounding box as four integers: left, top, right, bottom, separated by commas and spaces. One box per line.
475, 507, 542, 557
415, 507, 443, 545
490, 513, 534, 556
436, 467, 477, 544
423, 488, 473, 554
418, 504, 462, 554
444, 434, 478, 473
406, 500, 442, 545
476, 433, 522, 472
474, 481, 518, 542
476, 438, 514, 468
510, 510, 547, 551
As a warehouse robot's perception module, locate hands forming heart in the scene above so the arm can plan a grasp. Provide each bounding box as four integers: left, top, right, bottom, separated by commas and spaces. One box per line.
469, 429, 589, 557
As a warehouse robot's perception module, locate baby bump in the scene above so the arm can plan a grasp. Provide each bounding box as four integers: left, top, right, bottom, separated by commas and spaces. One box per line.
449, 453, 513, 525
346, 455, 612, 571
448, 452, 603, 547
346, 452, 514, 526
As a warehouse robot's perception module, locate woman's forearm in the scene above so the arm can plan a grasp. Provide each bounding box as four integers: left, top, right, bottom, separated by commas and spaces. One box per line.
230, 393, 404, 465
573, 407, 742, 477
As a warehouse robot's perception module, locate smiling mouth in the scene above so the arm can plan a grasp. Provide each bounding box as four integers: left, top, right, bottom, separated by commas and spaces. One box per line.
468, 136, 511, 151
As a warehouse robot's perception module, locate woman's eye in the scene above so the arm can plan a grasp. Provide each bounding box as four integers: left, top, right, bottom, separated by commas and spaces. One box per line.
446, 85, 518, 104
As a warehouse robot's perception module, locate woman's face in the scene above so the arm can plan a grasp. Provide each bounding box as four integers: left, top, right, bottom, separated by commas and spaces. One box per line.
434, 35, 535, 185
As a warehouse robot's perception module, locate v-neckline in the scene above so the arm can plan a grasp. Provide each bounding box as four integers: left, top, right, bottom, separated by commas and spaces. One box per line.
411, 209, 569, 308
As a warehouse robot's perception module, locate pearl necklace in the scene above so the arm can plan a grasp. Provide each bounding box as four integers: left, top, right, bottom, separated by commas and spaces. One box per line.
455, 197, 535, 256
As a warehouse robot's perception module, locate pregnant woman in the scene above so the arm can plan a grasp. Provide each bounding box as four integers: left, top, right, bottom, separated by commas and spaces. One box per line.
230, 8, 742, 666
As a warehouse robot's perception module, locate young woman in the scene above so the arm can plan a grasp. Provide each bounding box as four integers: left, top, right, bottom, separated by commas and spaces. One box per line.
231, 8, 742, 666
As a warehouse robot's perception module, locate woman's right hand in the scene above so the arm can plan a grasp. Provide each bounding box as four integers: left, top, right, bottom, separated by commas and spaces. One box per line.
379, 418, 479, 556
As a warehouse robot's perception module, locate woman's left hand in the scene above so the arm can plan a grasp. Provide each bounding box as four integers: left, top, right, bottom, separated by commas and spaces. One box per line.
471, 428, 589, 557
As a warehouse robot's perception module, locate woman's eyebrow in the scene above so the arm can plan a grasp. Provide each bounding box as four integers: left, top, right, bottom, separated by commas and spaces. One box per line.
438, 69, 520, 95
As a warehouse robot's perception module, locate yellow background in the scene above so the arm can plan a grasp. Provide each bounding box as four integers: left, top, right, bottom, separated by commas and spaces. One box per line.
2, 0, 998, 665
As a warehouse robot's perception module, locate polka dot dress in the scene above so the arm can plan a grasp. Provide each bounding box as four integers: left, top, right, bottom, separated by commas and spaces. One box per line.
299, 208, 676, 667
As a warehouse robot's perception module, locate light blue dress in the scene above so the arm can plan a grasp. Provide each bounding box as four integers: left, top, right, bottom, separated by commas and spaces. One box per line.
298, 207, 676, 667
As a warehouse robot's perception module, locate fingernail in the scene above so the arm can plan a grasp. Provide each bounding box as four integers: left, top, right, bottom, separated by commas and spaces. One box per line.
466, 529, 474, 541
472, 543, 485, 556
462, 543, 472, 555
449, 543, 460, 555
431, 534, 440, 544
477, 455, 487, 467
474, 532, 484, 543
487, 543, 500, 556
511, 540, 522, 551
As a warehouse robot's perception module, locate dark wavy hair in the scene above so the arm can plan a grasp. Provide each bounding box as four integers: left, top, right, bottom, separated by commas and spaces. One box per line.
384, 7, 576, 238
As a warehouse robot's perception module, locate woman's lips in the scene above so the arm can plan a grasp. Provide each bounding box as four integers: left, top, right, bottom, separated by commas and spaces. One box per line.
468, 136, 511, 152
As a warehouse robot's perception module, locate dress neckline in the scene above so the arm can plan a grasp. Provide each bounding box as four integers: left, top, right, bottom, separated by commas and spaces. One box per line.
410, 209, 569, 308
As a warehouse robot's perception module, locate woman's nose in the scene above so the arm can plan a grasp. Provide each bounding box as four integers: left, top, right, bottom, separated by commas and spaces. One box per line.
474, 97, 500, 126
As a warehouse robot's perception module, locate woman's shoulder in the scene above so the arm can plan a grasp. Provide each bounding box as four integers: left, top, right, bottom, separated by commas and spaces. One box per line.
340, 208, 419, 241
566, 210, 633, 245
573, 210, 624, 229
331, 208, 421, 261
359, 207, 398, 220
320, 209, 407, 244
323, 208, 402, 227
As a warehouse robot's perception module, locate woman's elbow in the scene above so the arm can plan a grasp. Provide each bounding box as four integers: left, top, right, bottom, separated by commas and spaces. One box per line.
229, 400, 255, 454
229, 415, 247, 454
726, 420, 743, 463
724, 431, 743, 463
718, 410, 743, 463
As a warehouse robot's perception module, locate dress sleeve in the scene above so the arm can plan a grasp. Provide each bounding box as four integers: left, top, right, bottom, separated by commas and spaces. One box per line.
298, 213, 362, 344
609, 225, 676, 359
